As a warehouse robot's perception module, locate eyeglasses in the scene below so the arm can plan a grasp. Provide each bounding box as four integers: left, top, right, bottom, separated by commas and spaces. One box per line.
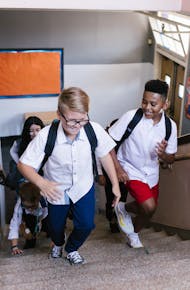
59, 111, 89, 127
22, 203, 38, 210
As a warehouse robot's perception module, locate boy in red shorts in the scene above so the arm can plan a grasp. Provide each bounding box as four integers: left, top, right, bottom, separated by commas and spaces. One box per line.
109, 79, 177, 248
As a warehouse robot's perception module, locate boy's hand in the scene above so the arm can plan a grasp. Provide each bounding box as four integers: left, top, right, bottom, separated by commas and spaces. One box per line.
98, 175, 106, 186
38, 179, 62, 202
112, 195, 120, 208
111, 184, 121, 207
11, 245, 23, 256
116, 167, 129, 183
156, 139, 167, 158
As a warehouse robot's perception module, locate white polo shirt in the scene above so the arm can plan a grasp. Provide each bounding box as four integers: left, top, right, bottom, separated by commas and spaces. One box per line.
109, 109, 177, 188
20, 121, 116, 204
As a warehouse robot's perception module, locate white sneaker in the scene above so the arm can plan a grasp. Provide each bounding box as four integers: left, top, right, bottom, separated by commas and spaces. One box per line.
50, 245, 63, 258
66, 251, 86, 265
126, 232, 144, 248
114, 202, 134, 235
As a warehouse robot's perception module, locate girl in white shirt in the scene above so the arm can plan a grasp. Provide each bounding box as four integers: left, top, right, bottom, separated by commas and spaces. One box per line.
10, 116, 45, 164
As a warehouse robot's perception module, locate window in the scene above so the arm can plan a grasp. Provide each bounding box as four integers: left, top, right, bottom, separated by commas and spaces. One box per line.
149, 12, 190, 60
178, 84, 184, 99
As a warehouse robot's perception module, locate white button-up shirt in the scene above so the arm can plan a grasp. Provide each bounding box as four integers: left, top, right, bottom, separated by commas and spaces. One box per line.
20, 121, 116, 204
109, 109, 177, 188
8, 197, 48, 240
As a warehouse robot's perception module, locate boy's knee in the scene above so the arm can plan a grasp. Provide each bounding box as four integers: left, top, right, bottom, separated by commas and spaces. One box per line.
140, 202, 157, 217
145, 204, 157, 217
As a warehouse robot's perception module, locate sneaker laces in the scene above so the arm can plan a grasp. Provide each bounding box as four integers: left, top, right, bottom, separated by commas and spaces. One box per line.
67, 251, 84, 264
51, 245, 62, 257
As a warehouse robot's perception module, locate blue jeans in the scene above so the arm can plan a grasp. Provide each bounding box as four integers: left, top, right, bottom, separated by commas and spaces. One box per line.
48, 184, 95, 253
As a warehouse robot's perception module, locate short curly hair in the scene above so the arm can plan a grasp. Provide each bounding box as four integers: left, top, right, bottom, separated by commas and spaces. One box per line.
144, 79, 169, 99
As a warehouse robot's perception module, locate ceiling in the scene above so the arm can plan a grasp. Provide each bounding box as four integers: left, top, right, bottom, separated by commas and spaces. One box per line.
0, 0, 189, 12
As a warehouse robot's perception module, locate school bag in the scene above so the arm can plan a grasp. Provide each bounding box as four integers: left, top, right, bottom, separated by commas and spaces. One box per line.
38, 119, 98, 180
118, 108, 172, 147
4, 140, 24, 190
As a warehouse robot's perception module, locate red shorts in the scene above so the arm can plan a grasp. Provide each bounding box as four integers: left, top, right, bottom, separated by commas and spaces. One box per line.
125, 180, 159, 204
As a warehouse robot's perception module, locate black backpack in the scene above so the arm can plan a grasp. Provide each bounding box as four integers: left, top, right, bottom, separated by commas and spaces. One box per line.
39, 120, 98, 180
117, 108, 172, 148
4, 139, 24, 190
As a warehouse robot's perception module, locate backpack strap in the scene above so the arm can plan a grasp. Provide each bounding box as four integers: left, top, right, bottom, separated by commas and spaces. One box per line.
164, 114, 172, 141
84, 122, 98, 181
39, 196, 47, 208
38, 119, 60, 174
115, 109, 171, 151
38, 120, 99, 180
119, 108, 143, 145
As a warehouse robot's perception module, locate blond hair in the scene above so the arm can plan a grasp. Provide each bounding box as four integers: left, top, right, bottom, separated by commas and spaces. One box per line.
58, 87, 89, 113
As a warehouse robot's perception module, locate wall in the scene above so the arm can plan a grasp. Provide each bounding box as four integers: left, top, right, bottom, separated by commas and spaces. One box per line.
0, 0, 182, 11
0, 10, 154, 136
0, 11, 153, 64
152, 142, 190, 230
0, 63, 153, 136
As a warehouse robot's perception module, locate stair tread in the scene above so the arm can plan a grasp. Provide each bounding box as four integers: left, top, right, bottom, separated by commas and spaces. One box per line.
1, 214, 190, 290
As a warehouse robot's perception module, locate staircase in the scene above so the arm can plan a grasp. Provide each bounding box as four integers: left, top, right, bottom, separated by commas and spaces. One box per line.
1, 214, 190, 290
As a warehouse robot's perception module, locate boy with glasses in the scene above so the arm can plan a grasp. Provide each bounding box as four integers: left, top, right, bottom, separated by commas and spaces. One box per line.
18, 87, 121, 264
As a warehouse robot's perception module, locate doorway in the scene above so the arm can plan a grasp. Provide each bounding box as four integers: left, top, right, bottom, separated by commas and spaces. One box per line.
160, 56, 185, 134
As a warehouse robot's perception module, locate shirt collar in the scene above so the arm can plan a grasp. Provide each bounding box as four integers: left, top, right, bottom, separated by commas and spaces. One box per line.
57, 121, 87, 144
142, 111, 165, 126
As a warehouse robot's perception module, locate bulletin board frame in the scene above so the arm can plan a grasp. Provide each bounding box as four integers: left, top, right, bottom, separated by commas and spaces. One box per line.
0, 48, 64, 99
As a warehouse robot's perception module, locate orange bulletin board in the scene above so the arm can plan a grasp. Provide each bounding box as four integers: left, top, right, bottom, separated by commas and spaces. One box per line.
0, 49, 63, 99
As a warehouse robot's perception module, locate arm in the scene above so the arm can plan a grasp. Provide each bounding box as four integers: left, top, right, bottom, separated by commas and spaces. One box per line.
17, 162, 62, 201
10, 239, 23, 256
100, 153, 121, 207
109, 148, 129, 183
96, 156, 106, 186
8, 199, 23, 255
10, 141, 20, 164
157, 140, 175, 164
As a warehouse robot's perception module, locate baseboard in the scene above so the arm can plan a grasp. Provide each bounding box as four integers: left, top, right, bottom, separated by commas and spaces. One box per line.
150, 222, 190, 240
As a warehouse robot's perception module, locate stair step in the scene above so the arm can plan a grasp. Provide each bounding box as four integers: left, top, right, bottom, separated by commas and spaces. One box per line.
1, 214, 190, 290
1, 247, 190, 290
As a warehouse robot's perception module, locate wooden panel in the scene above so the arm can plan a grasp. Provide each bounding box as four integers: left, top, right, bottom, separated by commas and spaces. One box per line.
24, 111, 57, 125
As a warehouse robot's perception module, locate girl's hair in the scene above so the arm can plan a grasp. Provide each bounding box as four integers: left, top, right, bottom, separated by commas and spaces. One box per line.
58, 87, 89, 114
18, 116, 44, 157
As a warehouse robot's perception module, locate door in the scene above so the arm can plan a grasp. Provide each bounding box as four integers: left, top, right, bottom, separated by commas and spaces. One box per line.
160, 56, 185, 133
